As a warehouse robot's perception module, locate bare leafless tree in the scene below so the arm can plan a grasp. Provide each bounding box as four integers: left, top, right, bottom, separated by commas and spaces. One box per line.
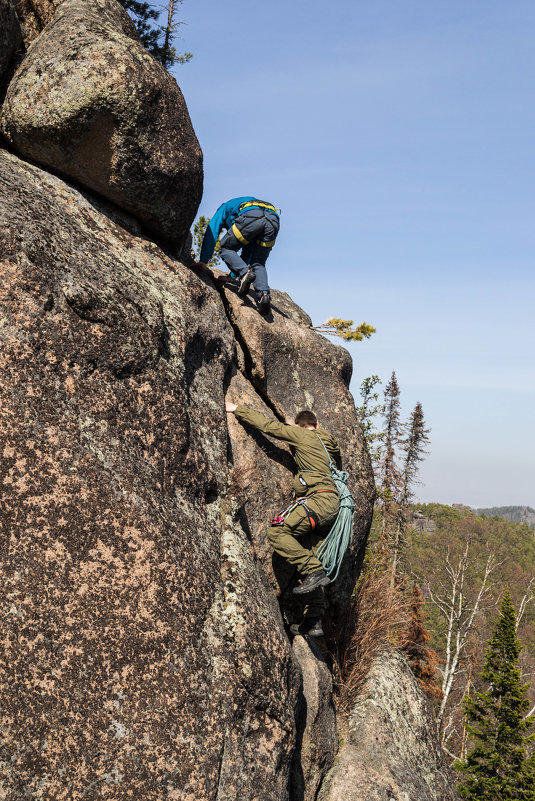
426, 544, 500, 733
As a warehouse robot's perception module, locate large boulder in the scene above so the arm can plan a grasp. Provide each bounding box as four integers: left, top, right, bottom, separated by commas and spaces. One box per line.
0, 0, 22, 81
0, 0, 202, 249
318, 650, 460, 801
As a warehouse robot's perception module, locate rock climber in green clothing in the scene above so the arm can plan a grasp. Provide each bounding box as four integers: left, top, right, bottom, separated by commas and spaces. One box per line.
225, 401, 341, 637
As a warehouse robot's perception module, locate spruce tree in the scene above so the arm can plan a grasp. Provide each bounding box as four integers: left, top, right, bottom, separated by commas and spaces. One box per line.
456, 590, 535, 800
403, 583, 442, 701
118, 0, 192, 68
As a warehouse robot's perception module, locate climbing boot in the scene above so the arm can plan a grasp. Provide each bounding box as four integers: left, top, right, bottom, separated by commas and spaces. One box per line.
257, 291, 271, 315
290, 617, 324, 638
237, 268, 256, 298
293, 569, 330, 595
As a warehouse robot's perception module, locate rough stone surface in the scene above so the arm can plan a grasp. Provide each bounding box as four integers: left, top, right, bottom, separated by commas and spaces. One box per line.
1, 0, 202, 248
222, 277, 375, 623
0, 149, 297, 800
411, 510, 437, 533
0, 0, 22, 81
0, 148, 374, 799
318, 650, 460, 801
12, 0, 62, 46
291, 637, 337, 801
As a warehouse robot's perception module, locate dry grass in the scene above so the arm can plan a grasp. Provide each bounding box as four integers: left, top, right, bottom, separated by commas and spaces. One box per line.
335, 569, 411, 714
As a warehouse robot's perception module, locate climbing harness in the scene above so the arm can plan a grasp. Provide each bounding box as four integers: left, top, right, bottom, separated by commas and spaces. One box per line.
238, 200, 279, 215
230, 223, 276, 249
315, 437, 355, 582
270, 489, 337, 530
231, 200, 280, 249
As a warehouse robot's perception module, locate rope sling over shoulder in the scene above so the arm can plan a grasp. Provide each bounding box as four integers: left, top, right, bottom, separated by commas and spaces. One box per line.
270, 433, 355, 582
315, 435, 355, 582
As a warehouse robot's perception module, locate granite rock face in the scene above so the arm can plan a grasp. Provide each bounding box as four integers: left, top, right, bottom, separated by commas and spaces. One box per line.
291, 637, 338, 801
0, 0, 22, 81
318, 650, 460, 801
0, 147, 373, 799
11, 0, 62, 47
223, 283, 375, 624
1, 0, 202, 248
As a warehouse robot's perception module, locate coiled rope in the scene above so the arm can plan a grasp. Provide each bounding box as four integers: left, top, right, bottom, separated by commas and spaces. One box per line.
315, 437, 355, 581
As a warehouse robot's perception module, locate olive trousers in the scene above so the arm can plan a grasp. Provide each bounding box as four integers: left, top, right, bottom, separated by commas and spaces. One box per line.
268, 492, 338, 619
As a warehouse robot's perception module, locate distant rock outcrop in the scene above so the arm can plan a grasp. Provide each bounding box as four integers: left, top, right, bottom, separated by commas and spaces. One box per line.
411, 510, 437, 533
1, 0, 202, 248
475, 505, 535, 530
318, 650, 459, 801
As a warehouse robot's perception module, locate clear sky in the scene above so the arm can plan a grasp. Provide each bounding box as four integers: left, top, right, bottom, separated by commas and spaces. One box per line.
169, 0, 534, 508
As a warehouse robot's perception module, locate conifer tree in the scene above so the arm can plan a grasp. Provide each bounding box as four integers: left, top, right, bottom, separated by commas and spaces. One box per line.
378, 371, 402, 562
118, 0, 192, 68
456, 590, 535, 800
400, 402, 430, 507
356, 375, 384, 468
403, 583, 443, 701
389, 401, 431, 584
380, 371, 402, 504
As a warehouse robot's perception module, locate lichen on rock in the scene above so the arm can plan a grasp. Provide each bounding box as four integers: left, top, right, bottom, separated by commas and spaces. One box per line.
318, 650, 459, 801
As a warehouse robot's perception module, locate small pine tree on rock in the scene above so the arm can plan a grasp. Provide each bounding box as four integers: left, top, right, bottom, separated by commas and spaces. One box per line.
456, 589, 535, 800
310, 318, 375, 341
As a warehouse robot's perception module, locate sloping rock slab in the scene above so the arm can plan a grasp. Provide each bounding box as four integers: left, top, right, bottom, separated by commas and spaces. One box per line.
0, 148, 300, 801
1, 0, 202, 248
0, 0, 22, 81
318, 650, 459, 801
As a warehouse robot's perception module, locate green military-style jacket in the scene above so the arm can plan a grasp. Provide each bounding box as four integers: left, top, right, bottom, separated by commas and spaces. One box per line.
233, 406, 341, 497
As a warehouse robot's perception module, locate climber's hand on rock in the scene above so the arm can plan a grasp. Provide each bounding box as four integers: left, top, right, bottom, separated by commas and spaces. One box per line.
225, 401, 237, 413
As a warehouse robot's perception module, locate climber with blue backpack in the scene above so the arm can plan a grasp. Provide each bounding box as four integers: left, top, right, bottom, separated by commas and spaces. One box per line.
196, 197, 280, 315
225, 401, 355, 637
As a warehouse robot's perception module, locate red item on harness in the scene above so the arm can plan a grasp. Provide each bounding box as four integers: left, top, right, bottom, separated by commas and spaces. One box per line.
270, 489, 337, 527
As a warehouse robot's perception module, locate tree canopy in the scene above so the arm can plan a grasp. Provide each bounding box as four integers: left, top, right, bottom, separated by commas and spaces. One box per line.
456, 590, 535, 800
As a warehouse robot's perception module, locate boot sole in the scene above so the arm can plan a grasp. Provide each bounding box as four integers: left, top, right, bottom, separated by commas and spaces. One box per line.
292, 575, 331, 595
237, 271, 256, 298
290, 627, 324, 638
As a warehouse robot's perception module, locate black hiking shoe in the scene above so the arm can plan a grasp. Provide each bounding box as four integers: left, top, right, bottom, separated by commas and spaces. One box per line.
293, 569, 331, 595
290, 617, 324, 638
257, 291, 271, 315
237, 268, 256, 298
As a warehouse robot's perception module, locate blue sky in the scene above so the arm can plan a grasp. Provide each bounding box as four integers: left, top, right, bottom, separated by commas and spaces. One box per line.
168, 0, 534, 508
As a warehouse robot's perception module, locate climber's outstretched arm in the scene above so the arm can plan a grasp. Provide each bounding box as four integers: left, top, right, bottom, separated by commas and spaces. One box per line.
225, 402, 302, 445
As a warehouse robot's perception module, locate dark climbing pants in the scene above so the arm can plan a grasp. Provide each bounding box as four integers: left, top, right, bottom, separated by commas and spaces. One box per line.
268, 492, 338, 619
219, 208, 280, 294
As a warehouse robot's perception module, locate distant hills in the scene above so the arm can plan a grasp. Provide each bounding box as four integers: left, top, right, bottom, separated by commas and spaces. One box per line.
474, 505, 535, 530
